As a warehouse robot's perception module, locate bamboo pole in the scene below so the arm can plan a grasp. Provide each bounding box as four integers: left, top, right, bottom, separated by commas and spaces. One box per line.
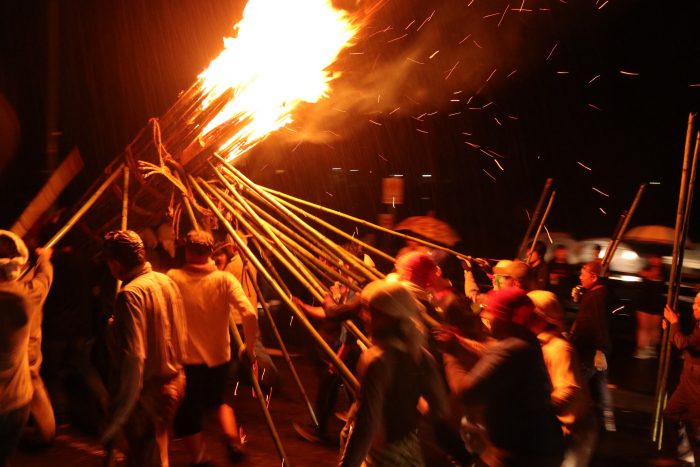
259, 182, 488, 267
246, 268, 320, 429
200, 178, 327, 302
526, 190, 556, 263
208, 166, 331, 296
216, 162, 384, 282
44, 163, 124, 249
228, 317, 291, 466
600, 183, 647, 273
205, 179, 373, 349
653, 116, 698, 444
518, 178, 554, 259
189, 176, 360, 393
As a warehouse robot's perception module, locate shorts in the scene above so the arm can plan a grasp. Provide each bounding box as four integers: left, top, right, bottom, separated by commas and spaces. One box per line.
174, 363, 230, 437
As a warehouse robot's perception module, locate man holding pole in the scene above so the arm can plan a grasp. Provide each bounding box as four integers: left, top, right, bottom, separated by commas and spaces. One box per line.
662, 292, 700, 462
101, 230, 187, 467
167, 230, 258, 464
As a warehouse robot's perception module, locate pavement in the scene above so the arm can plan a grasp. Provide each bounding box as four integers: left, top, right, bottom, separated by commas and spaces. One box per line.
10, 309, 693, 467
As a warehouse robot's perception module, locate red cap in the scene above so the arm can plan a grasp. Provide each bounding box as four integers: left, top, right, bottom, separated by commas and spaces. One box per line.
486, 287, 535, 325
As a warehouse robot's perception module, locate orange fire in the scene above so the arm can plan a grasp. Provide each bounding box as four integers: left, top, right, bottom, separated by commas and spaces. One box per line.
197, 0, 361, 162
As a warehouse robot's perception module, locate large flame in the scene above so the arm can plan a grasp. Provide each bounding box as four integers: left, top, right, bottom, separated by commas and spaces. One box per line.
197, 0, 360, 162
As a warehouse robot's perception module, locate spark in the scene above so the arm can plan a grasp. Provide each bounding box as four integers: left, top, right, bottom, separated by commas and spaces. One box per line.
289, 315, 294, 326
427, 111, 438, 116
525, 209, 531, 221
377, 94, 381, 103
466, 96, 474, 105
349, 52, 364, 55
592, 186, 610, 197
333, 107, 347, 113
690, 83, 700, 87
468, 107, 482, 110
465, 141, 480, 148
448, 112, 462, 116
416, 128, 429, 134
611, 305, 625, 314
507, 115, 519, 120
577, 161, 592, 170
234, 381, 239, 396
494, 117, 502, 126
486, 68, 497, 82
546, 43, 558, 61
494, 159, 504, 171
259, 164, 268, 172
482, 101, 494, 109
368, 25, 392, 39
599, 208, 607, 214
462, 131, 473, 136
407, 58, 425, 65
539, 7, 550, 11
468, 0, 476, 5
459, 34, 472, 44
598, 1, 609, 9
417, 10, 435, 31
368, 119, 382, 125
389, 107, 401, 115
507, 69, 518, 78
405, 19, 416, 30
325, 130, 340, 137
480, 148, 494, 157
450, 99, 461, 102
378, 153, 388, 161
325, 191, 334, 197
445, 61, 460, 80
544, 225, 553, 243
429, 50, 440, 59
291, 141, 302, 152
392, 196, 396, 208
487, 149, 505, 159
453, 90, 463, 94
482, 169, 497, 181
498, 4, 510, 27
261, 368, 266, 380
473, 40, 483, 49
387, 33, 408, 43
587, 103, 602, 110
588, 74, 601, 84
556, 71, 569, 74
619, 70, 640, 76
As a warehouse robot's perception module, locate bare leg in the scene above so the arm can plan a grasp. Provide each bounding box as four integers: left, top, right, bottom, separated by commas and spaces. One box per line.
218, 404, 240, 443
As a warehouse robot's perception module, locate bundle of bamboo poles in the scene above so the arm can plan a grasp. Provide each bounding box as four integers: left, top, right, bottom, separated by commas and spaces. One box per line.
652, 113, 699, 449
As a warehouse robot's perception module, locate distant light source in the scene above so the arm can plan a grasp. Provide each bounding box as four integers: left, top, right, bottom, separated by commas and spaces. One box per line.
421, 174, 432, 178
649, 181, 661, 185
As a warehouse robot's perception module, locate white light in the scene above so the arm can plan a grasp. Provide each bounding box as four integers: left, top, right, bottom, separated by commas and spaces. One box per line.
349, 169, 359, 172
421, 174, 432, 178
621, 250, 639, 260
391, 174, 404, 178
331, 167, 342, 171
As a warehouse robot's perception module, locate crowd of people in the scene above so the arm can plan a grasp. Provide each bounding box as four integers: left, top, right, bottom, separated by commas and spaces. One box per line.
1, 227, 699, 467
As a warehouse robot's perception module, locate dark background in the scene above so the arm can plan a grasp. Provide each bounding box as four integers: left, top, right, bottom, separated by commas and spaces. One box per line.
1, 0, 699, 258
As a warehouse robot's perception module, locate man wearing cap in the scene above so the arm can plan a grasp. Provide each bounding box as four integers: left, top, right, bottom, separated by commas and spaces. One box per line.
167, 230, 258, 464
437, 287, 564, 466
464, 259, 532, 308
570, 260, 615, 432
0, 231, 53, 464
527, 291, 596, 467
101, 230, 187, 466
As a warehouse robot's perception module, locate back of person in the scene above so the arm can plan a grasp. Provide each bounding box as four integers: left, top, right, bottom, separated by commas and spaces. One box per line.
480, 335, 563, 458
167, 265, 232, 366
119, 269, 186, 382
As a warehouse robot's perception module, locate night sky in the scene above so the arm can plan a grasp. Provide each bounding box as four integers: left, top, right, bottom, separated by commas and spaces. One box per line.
1, 0, 699, 258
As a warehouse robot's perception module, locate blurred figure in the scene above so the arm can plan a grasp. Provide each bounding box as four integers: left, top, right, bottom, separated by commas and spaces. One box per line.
663, 294, 700, 464
437, 288, 564, 466
101, 230, 187, 467
167, 231, 258, 464
7, 231, 56, 448
339, 280, 448, 466
548, 244, 575, 304
570, 261, 616, 432
527, 241, 550, 291
634, 255, 665, 359
527, 291, 596, 467
0, 231, 50, 465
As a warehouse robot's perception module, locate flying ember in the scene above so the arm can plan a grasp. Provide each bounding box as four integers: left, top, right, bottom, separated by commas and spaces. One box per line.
197, 0, 360, 162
